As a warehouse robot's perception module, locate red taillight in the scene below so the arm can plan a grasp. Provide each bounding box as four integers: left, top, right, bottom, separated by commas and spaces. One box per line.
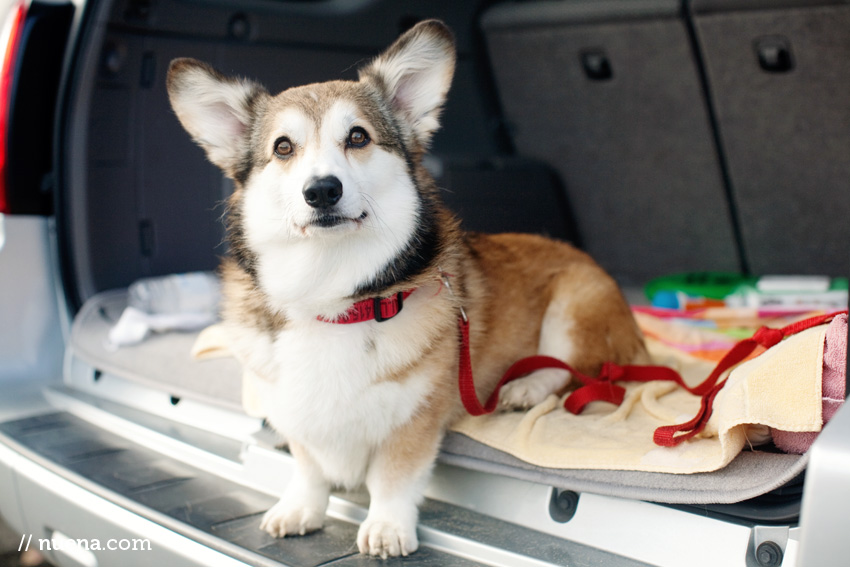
0, 1, 26, 214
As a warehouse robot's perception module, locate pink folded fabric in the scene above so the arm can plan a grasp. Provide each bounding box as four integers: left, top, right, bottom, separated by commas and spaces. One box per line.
772, 313, 847, 454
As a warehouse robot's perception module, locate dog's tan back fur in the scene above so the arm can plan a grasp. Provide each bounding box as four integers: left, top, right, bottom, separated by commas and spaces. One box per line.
464, 233, 647, 396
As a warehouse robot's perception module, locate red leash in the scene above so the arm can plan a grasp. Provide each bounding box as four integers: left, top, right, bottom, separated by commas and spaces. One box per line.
457, 311, 845, 447
317, 279, 843, 448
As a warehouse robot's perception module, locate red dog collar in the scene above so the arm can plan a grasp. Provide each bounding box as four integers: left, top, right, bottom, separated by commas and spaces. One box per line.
319, 290, 415, 324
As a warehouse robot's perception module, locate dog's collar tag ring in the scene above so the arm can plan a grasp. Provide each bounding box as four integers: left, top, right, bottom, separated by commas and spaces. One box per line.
439, 269, 467, 323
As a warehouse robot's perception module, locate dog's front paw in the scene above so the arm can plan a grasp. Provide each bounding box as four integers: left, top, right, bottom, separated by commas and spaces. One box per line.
357, 518, 418, 558
498, 368, 569, 411
260, 499, 325, 538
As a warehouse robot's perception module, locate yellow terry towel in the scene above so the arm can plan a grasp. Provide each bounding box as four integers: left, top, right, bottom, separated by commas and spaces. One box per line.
192, 320, 829, 475
450, 324, 827, 474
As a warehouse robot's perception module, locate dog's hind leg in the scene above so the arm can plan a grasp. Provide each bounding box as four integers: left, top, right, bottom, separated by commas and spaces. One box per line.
498, 263, 648, 411
497, 288, 578, 411
261, 440, 331, 538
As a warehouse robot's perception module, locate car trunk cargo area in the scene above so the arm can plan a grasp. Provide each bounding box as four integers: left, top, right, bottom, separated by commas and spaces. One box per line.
27, 0, 850, 565
60, 0, 850, 302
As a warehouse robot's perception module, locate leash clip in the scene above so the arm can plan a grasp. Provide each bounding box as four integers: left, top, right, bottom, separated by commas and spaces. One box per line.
439, 268, 468, 323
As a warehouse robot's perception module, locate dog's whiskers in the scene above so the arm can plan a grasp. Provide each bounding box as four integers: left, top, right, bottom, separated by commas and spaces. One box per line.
361, 194, 396, 238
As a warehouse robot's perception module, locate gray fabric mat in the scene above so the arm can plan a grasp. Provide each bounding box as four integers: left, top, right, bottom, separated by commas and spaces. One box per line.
70, 290, 243, 411
439, 432, 806, 505
71, 291, 806, 505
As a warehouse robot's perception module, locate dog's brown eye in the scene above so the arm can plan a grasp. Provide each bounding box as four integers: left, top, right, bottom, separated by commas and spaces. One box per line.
347, 127, 370, 148
274, 137, 293, 158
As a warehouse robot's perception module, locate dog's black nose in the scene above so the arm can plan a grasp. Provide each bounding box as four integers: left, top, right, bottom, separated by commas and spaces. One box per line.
303, 176, 343, 208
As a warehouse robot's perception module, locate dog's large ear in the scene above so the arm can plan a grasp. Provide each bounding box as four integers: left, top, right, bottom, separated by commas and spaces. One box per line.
359, 20, 456, 147
167, 58, 267, 176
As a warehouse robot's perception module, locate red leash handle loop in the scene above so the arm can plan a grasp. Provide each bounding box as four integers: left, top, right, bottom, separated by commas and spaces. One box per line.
652, 311, 841, 446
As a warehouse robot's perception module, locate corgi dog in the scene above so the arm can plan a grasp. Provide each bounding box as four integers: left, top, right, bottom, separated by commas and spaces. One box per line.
167, 20, 648, 558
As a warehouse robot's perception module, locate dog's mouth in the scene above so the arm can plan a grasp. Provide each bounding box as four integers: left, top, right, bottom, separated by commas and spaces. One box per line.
306, 211, 368, 230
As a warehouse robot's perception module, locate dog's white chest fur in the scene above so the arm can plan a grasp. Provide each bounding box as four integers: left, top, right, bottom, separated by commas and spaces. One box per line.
263, 317, 434, 487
